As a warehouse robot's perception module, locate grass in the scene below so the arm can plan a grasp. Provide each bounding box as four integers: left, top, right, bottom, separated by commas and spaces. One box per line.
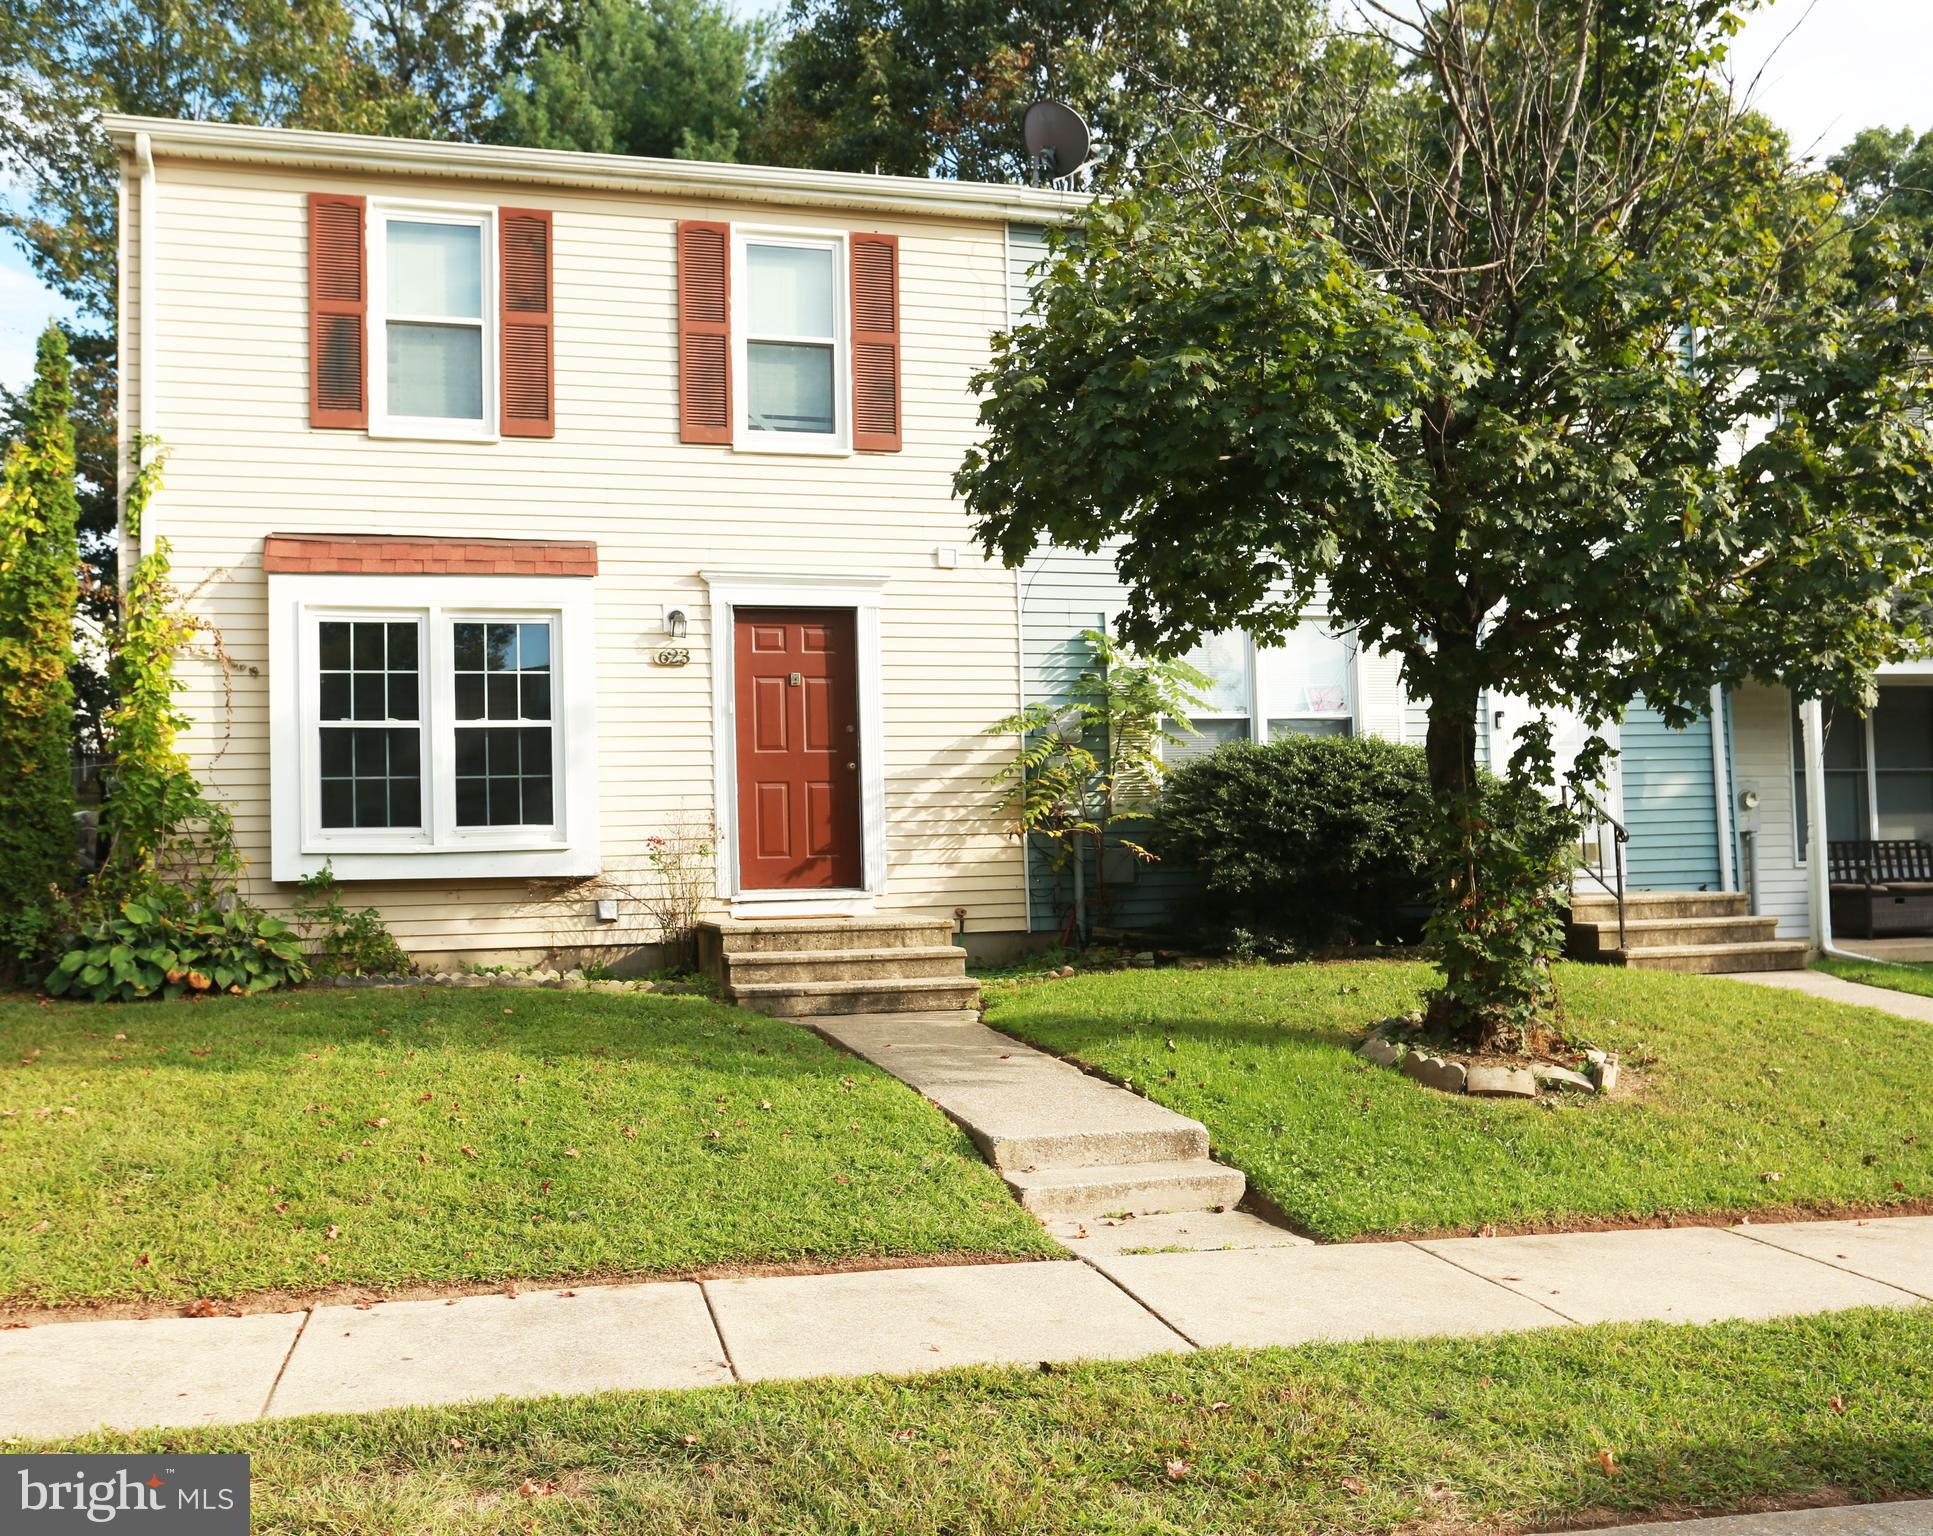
984, 960, 1933, 1241
0, 986, 1056, 1310
38, 1307, 1933, 1533
1814, 955, 1933, 999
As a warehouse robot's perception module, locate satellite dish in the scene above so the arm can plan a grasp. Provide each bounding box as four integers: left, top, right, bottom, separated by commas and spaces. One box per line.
1023, 100, 1092, 184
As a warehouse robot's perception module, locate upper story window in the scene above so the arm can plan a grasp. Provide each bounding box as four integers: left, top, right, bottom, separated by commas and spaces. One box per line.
369, 205, 497, 440
735, 232, 847, 453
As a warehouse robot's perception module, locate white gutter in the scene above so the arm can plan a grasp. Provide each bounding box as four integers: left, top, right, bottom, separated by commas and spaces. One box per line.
99, 115, 1090, 226
1709, 683, 1735, 891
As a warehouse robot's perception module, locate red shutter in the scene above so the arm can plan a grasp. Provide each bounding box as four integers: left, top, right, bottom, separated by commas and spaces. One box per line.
849, 232, 901, 452
308, 193, 367, 429
678, 220, 732, 444
499, 208, 554, 438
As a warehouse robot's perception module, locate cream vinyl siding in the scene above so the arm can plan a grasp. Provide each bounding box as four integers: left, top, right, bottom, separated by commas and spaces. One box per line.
126, 155, 1025, 954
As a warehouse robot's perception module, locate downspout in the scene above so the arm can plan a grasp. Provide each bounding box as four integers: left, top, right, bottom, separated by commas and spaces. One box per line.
1800, 696, 1867, 960
133, 130, 157, 562
1014, 563, 1031, 935
1709, 683, 1735, 891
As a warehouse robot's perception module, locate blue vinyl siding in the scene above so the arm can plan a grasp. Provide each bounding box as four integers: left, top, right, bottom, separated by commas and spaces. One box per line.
1620, 698, 1723, 890
1018, 549, 1200, 934
1007, 223, 1049, 326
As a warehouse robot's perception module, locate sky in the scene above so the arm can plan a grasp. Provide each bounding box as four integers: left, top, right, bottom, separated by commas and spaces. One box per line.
3, 0, 1930, 392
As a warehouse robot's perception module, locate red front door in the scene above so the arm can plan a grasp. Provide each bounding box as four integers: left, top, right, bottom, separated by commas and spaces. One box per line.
734, 608, 863, 890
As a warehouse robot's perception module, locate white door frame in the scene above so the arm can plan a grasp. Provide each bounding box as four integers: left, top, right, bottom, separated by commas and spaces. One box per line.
700, 571, 889, 914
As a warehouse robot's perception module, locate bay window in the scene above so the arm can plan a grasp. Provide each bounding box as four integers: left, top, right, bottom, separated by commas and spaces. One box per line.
270, 573, 597, 881
372, 206, 494, 438
735, 231, 846, 451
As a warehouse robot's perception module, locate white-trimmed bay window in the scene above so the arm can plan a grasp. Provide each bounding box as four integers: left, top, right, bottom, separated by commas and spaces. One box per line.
370, 204, 496, 439
733, 229, 847, 452
270, 574, 598, 881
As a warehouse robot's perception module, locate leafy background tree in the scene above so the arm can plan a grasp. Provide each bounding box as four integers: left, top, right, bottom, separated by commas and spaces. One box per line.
754, 0, 1320, 180
494, 0, 768, 161
959, 0, 1933, 1047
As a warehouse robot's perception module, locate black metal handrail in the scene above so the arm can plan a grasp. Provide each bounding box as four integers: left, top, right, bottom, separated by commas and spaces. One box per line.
1566, 785, 1629, 952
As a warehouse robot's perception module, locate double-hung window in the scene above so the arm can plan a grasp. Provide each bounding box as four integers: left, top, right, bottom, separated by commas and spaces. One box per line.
1259, 624, 1356, 738
271, 571, 597, 882
735, 232, 846, 451
372, 206, 495, 438
1165, 622, 1358, 762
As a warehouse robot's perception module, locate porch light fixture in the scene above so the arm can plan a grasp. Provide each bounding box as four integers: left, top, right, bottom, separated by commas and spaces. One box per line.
664, 606, 689, 639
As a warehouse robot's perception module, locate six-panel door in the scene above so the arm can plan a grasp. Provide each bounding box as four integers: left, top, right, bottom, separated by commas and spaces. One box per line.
734, 607, 863, 890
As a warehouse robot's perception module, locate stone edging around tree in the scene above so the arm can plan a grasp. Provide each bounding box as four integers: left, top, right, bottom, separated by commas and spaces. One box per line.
1355, 1015, 1620, 1099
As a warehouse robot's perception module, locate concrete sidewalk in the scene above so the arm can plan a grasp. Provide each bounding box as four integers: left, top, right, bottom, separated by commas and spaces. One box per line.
1729, 965, 1933, 1023
1616, 1503, 1933, 1533
3, 1213, 1927, 1438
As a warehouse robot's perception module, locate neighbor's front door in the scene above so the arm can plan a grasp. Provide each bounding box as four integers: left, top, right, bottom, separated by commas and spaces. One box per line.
734, 607, 863, 891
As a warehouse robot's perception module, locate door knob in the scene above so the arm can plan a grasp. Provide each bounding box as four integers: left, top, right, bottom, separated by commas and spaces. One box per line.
847, 762, 857, 771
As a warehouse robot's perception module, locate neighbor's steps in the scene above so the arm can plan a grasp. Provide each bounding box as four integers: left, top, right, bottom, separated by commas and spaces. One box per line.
1586, 939, 1812, 974
1567, 891, 1807, 973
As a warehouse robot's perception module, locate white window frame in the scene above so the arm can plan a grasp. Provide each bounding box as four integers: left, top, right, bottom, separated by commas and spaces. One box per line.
270, 572, 599, 881
1258, 623, 1358, 739
731, 227, 851, 456
367, 200, 499, 443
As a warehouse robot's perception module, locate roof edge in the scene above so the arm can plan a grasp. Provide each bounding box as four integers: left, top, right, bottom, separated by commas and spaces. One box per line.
102, 115, 1089, 225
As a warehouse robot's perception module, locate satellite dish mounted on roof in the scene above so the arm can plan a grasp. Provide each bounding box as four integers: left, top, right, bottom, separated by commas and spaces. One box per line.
1024, 100, 1093, 186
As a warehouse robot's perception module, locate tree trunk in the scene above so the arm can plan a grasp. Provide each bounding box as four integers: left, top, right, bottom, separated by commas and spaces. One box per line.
1420, 680, 1561, 1053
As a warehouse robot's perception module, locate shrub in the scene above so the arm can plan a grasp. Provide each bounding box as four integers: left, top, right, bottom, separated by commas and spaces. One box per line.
292, 863, 413, 977
0, 326, 83, 966
44, 891, 309, 1002
1153, 734, 1436, 944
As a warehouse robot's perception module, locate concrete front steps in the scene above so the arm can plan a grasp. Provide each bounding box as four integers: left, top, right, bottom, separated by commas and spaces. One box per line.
1568, 891, 1808, 973
806, 1011, 1248, 1220
696, 917, 980, 1017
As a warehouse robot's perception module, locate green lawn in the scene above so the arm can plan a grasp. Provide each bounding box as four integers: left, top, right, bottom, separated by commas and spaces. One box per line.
984, 961, 1933, 1241
1814, 956, 1933, 999
0, 987, 1055, 1309
44, 1308, 1933, 1533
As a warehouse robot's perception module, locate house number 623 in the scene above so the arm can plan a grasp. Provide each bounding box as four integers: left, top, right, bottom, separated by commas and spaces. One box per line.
654, 647, 691, 667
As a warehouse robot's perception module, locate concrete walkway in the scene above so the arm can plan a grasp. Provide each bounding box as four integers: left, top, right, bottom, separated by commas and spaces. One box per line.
3, 1213, 1927, 1438
1729, 964, 1933, 1024
1616, 1504, 1933, 1533
806, 1010, 1246, 1218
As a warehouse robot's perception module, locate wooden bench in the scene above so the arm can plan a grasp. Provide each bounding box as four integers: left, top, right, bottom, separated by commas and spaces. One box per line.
1827, 839, 1933, 937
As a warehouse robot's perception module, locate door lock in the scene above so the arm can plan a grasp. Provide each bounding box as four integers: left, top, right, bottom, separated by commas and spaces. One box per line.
788, 671, 802, 687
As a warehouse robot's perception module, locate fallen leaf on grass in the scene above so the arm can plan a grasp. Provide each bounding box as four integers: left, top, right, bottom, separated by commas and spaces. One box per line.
1598, 1450, 1621, 1476
516, 1478, 559, 1498
1829, 1396, 1846, 1414
1164, 1460, 1191, 1482
1340, 1476, 1367, 1496
461, 1145, 478, 1159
